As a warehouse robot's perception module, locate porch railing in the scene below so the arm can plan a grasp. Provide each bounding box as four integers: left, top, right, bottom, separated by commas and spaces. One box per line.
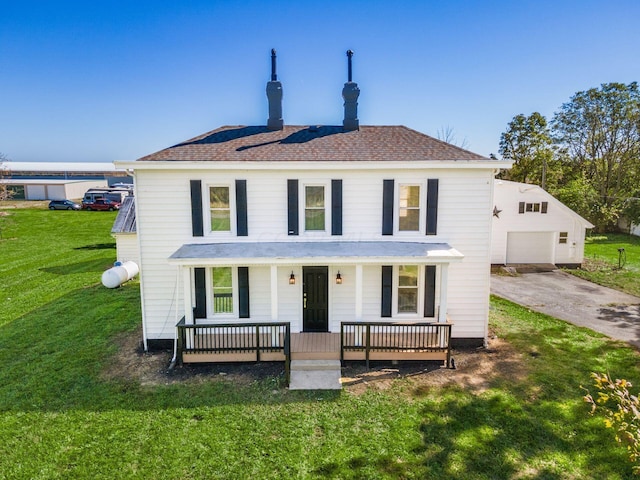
176, 318, 291, 385
340, 321, 453, 368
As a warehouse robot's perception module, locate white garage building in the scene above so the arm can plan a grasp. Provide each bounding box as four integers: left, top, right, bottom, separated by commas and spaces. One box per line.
3, 162, 129, 200
491, 180, 594, 267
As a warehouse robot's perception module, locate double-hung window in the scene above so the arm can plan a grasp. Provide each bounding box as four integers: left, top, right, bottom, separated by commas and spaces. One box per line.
210, 186, 231, 232
397, 265, 419, 313
399, 184, 420, 231
212, 267, 233, 314
305, 185, 325, 231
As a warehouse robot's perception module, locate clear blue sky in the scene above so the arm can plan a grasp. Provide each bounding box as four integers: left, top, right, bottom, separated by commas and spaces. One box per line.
2, 0, 639, 163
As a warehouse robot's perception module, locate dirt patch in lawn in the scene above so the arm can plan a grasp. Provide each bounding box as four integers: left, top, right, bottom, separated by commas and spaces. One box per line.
102, 327, 285, 387
103, 327, 527, 395
341, 334, 527, 396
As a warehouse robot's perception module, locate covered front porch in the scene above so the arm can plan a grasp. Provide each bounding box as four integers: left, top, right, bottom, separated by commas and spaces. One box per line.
169, 240, 461, 387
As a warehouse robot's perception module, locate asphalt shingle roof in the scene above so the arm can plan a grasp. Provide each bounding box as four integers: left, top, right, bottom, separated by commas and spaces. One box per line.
137, 125, 490, 162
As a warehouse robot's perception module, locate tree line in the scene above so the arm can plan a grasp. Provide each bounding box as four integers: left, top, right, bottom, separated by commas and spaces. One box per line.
497, 82, 640, 233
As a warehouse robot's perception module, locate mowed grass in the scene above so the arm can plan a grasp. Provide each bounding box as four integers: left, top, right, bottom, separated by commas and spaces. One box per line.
0, 207, 120, 327
569, 232, 640, 297
1, 208, 640, 478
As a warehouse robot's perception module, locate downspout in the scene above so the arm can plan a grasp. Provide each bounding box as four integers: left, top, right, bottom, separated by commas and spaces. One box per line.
129, 169, 149, 352
168, 265, 181, 371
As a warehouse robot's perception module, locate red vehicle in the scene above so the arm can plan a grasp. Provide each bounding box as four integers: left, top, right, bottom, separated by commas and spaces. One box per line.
82, 199, 121, 211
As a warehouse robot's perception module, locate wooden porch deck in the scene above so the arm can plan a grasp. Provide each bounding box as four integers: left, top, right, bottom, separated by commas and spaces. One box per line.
291, 333, 340, 360
182, 332, 341, 363
177, 320, 452, 370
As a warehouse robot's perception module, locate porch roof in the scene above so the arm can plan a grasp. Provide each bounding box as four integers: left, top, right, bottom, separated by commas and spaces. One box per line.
168, 241, 464, 266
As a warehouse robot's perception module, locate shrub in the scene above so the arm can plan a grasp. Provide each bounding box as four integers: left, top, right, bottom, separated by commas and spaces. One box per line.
584, 372, 640, 473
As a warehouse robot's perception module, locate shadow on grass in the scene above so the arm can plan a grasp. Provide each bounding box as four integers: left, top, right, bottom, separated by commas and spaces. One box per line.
40, 257, 115, 275
0, 284, 340, 413
74, 242, 116, 251
310, 388, 630, 479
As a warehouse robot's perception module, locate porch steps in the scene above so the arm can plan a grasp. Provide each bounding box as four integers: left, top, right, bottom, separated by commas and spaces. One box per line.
288, 359, 342, 390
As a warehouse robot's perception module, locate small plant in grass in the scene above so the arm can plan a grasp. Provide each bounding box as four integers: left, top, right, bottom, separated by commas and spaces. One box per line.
584, 372, 640, 473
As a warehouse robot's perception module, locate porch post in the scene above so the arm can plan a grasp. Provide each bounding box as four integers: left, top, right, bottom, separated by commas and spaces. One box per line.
438, 263, 449, 323
270, 265, 279, 321
183, 266, 194, 325
355, 264, 363, 321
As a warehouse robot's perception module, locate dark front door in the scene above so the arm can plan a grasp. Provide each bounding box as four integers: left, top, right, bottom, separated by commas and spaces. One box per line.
303, 266, 329, 332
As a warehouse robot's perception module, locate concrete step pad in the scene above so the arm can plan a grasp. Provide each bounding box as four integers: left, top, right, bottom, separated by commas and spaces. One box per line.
289, 360, 342, 390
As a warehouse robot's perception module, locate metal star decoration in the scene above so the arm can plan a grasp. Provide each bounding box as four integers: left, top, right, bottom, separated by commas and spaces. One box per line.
493, 206, 502, 218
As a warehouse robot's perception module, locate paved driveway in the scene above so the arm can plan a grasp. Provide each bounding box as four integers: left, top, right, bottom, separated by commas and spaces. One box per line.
490, 270, 640, 349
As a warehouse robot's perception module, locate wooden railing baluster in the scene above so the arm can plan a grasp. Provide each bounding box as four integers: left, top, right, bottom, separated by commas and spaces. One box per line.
339, 321, 453, 367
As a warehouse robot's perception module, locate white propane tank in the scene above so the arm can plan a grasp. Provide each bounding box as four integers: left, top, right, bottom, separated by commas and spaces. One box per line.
101, 261, 139, 288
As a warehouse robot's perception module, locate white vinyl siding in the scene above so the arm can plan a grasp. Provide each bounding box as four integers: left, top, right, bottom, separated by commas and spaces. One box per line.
134, 167, 494, 340
114, 234, 140, 265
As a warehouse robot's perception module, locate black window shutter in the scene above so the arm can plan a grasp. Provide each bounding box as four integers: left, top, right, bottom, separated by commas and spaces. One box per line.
236, 180, 248, 236
287, 179, 299, 235
426, 179, 439, 236
518, 202, 525, 214
331, 179, 343, 235
424, 265, 436, 317
238, 267, 250, 318
381, 265, 393, 317
194, 267, 206, 319
190, 180, 204, 237
382, 179, 394, 235
541, 201, 548, 214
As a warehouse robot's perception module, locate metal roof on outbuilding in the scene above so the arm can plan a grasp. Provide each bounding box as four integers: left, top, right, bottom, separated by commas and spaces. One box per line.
111, 196, 136, 234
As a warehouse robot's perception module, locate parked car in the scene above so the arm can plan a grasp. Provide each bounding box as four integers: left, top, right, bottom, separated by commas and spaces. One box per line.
48, 200, 81, 210
82, 199, 121, 211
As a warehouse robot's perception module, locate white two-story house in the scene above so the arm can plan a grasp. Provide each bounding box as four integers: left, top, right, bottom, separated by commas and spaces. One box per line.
116, 51, 510, 372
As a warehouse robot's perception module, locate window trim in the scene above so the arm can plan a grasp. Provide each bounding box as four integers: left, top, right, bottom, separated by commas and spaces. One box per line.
206, 183, 236, 235
207, 266, 238, 318
521, 202, 546, 214
301, 181, 331, 235
395, 264, 421, 315
395, 181, 425, 234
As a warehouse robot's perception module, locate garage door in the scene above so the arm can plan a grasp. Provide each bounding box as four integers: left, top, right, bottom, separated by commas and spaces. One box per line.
506, 232, 554, 264
47, 185, 66, 200
27, 185, 46, 200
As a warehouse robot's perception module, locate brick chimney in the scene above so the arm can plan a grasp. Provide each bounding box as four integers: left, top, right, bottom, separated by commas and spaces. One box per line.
266, 49, 283, 130
342, 50, 360, 131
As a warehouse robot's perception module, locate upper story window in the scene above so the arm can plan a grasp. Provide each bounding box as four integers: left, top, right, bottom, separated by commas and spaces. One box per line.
212, 267, 233, 314
210, 186, 231, 231
399, 185, 421, 231
519, 201, 548, 214
305, 185, 325, 231
397, 265, 419, 313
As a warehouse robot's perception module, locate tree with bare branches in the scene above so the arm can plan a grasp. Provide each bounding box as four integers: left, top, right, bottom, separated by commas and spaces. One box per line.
0, 152, 13, 202
436, 125, 470, 150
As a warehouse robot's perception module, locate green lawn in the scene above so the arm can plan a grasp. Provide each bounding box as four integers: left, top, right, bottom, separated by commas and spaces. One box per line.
569, 232, 640, 297
1, 208, 639, 478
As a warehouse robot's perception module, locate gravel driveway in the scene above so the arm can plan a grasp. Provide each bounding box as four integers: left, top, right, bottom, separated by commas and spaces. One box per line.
491, 270, 640, 349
